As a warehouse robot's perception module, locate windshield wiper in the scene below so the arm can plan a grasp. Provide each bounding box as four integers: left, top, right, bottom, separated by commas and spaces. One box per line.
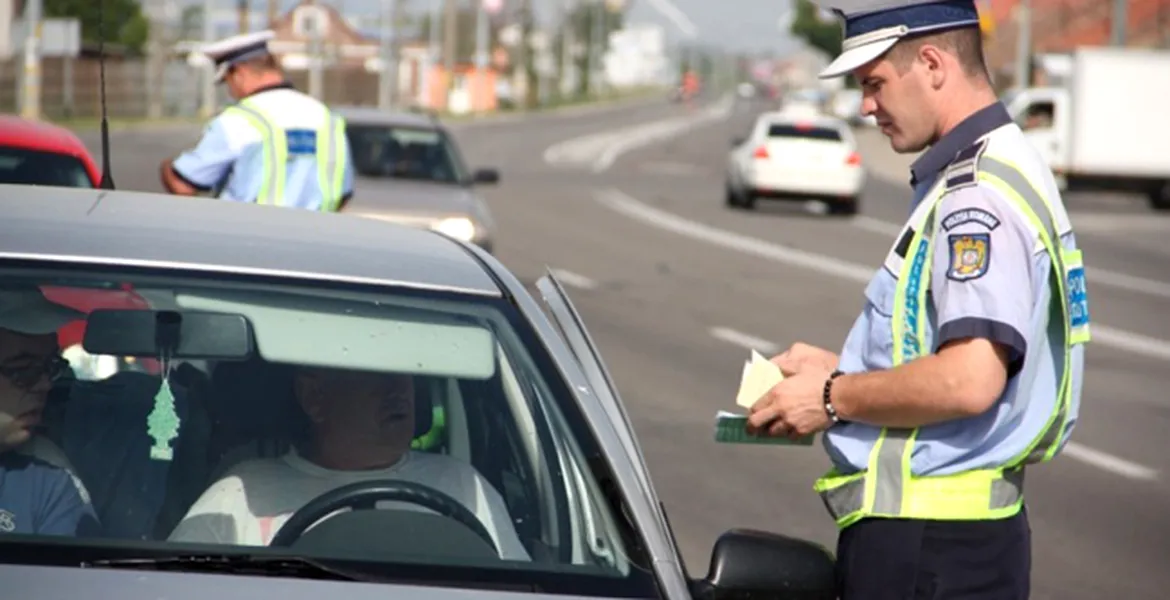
80, 554, 375, 582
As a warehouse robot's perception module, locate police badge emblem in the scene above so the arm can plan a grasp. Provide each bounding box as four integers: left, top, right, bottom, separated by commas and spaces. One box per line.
947, 233, 990, 281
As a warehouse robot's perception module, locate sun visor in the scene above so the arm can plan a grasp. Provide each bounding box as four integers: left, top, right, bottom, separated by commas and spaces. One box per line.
174, 290, 497, 380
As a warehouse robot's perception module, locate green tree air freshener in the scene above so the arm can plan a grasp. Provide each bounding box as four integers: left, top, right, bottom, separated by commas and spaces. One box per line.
147, 372, 182, 462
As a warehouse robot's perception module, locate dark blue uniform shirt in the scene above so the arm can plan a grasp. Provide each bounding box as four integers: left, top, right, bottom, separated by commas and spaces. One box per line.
0, 452, 99, 536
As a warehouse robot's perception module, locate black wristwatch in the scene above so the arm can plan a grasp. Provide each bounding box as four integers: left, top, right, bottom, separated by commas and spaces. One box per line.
823, 370, 845, 423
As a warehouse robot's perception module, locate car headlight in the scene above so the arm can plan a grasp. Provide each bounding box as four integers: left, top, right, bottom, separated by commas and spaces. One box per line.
431, 217, 477, 242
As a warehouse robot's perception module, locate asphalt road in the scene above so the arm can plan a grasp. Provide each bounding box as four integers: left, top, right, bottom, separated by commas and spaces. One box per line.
75, 95, 1170, 599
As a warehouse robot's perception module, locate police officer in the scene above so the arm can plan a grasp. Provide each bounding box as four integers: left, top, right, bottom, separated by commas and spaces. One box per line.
745, 1, 1091, 597
160, 30, 355, 212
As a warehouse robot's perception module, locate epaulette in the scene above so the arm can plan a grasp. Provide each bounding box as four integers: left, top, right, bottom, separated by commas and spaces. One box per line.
942, 137, 989, 193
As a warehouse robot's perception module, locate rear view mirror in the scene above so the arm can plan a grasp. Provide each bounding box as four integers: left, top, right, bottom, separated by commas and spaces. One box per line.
83, 309, 254, 360
690, 528, 836, 600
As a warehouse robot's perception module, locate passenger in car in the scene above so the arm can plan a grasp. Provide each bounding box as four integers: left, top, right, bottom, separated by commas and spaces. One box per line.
0, 289, 100, 536
168, 367, 530, 560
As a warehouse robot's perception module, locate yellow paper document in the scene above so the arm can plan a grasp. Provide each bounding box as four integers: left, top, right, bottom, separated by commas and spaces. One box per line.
715, 349, 815, 446
735, 349, 784, 409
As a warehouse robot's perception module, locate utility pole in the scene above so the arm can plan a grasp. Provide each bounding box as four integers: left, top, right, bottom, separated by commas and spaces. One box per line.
473, 0, 489, 112
19, 0, 43, 119
442, 0, 457, 96
308, 0, 324, 100
238, 0, 249, 32
559, 0, 574, 98
377, 0, 396, 109
1110, 0, 1127, 46
147, 0, 167, 119
201, 0, 217, 119
427, 0, 441, 108
1013, 0, 1031, 89
518, 0, 534, 108
474, 0, 487, 71
590, 0, 604, 96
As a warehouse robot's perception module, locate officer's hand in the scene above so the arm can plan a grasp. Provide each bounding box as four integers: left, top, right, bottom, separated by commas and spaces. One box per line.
746, 368, 833, 439
771, 342, 839, 377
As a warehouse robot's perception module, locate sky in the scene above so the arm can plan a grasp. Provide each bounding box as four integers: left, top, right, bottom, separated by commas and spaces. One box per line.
156, 0, 810, 55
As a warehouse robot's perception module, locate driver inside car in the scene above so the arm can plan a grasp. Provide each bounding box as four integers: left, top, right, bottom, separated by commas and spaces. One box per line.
167, 367, 530, 560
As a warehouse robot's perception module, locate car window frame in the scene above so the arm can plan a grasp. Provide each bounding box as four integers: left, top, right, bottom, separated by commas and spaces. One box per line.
0, 261, 663, 598
344, 122, 472, 185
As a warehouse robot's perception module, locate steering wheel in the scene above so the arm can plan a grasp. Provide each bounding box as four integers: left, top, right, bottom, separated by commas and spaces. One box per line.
269, 479, 498, 554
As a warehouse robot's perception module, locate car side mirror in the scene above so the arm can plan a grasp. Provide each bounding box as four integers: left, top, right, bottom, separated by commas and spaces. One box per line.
689, 529, 836, 600
730, 136, 745, 148
472, 168, 499, 185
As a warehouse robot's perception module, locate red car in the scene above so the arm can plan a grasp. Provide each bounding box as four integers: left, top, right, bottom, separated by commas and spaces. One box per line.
0, 117, 151, 370
0, 114, 101, 187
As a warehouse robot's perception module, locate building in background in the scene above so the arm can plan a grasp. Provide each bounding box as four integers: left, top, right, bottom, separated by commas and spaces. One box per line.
982, 0, 1170, 86
602, 23, 669, 89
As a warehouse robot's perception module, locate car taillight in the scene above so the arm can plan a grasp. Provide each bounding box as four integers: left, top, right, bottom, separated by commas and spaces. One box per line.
753, 146, 769, 159
846, 152, 861, 166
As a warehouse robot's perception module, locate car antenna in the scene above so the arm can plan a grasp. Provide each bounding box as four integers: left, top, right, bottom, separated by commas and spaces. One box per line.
96, 0, 115, 190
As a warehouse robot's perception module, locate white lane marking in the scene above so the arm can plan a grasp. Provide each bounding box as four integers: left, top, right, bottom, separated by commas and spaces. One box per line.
592, 96, 734, 172
542, 131, 624, 166
542, 95, 733, 171
548, 268, 597, 290
1061, 443, 1158, 481
848, 215, 1170, 300
709, 326, 779, 355
597, 189, 876, 282
595, 188, 1170, 361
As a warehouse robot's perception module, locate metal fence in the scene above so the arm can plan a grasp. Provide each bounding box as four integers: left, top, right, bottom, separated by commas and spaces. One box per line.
0, 56, 387, 120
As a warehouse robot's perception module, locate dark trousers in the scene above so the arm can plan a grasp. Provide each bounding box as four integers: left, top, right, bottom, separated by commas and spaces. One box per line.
834, 508, 1031, 600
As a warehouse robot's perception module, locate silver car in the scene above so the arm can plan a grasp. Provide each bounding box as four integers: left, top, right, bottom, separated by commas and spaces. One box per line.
0, 184, 835, 600
336, 107, 499, 253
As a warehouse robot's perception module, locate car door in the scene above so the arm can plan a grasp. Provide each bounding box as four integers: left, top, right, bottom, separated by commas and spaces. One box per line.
534, 272, 668, 528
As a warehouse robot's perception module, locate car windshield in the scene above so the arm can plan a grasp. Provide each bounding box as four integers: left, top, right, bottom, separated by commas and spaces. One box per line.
0, 266, 656, 596
346, 124, 469, 185
766, 123, 843, 142
0, 147, 93, 187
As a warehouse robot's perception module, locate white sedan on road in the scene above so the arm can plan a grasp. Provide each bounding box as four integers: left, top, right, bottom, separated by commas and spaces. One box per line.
725, 111, 865, 215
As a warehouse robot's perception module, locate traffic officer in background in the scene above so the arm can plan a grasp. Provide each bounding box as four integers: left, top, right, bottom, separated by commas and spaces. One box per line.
160, 30, 354, 212
745, 0, 1091, 597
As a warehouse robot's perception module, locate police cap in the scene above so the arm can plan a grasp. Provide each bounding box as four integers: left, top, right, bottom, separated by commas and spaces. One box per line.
810, 0, 983, 79
200, 30, 277, 83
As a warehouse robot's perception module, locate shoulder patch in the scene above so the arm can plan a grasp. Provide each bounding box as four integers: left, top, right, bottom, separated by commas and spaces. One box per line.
941, 207, 1001, 231
947, 233, 990, 281
943, 138, 989, 192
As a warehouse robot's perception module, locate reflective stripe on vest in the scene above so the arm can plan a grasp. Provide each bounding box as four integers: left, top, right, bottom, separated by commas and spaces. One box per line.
813, 149, 1092, 530
223, 100, 348, 210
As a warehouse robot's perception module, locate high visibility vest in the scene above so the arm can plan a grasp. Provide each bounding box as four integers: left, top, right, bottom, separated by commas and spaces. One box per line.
813, 138, 1092, 529
223, 97, 348, 211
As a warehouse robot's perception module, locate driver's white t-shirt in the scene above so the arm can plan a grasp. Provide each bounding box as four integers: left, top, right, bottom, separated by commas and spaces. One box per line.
168, 449, 530, 561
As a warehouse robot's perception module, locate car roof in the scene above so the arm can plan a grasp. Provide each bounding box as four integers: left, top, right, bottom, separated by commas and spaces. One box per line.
0, 116, 89, 151
759, 110, 846, 129
332, 106, 443, 130
0, 185, 502, 296
0, 116, 102, 184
